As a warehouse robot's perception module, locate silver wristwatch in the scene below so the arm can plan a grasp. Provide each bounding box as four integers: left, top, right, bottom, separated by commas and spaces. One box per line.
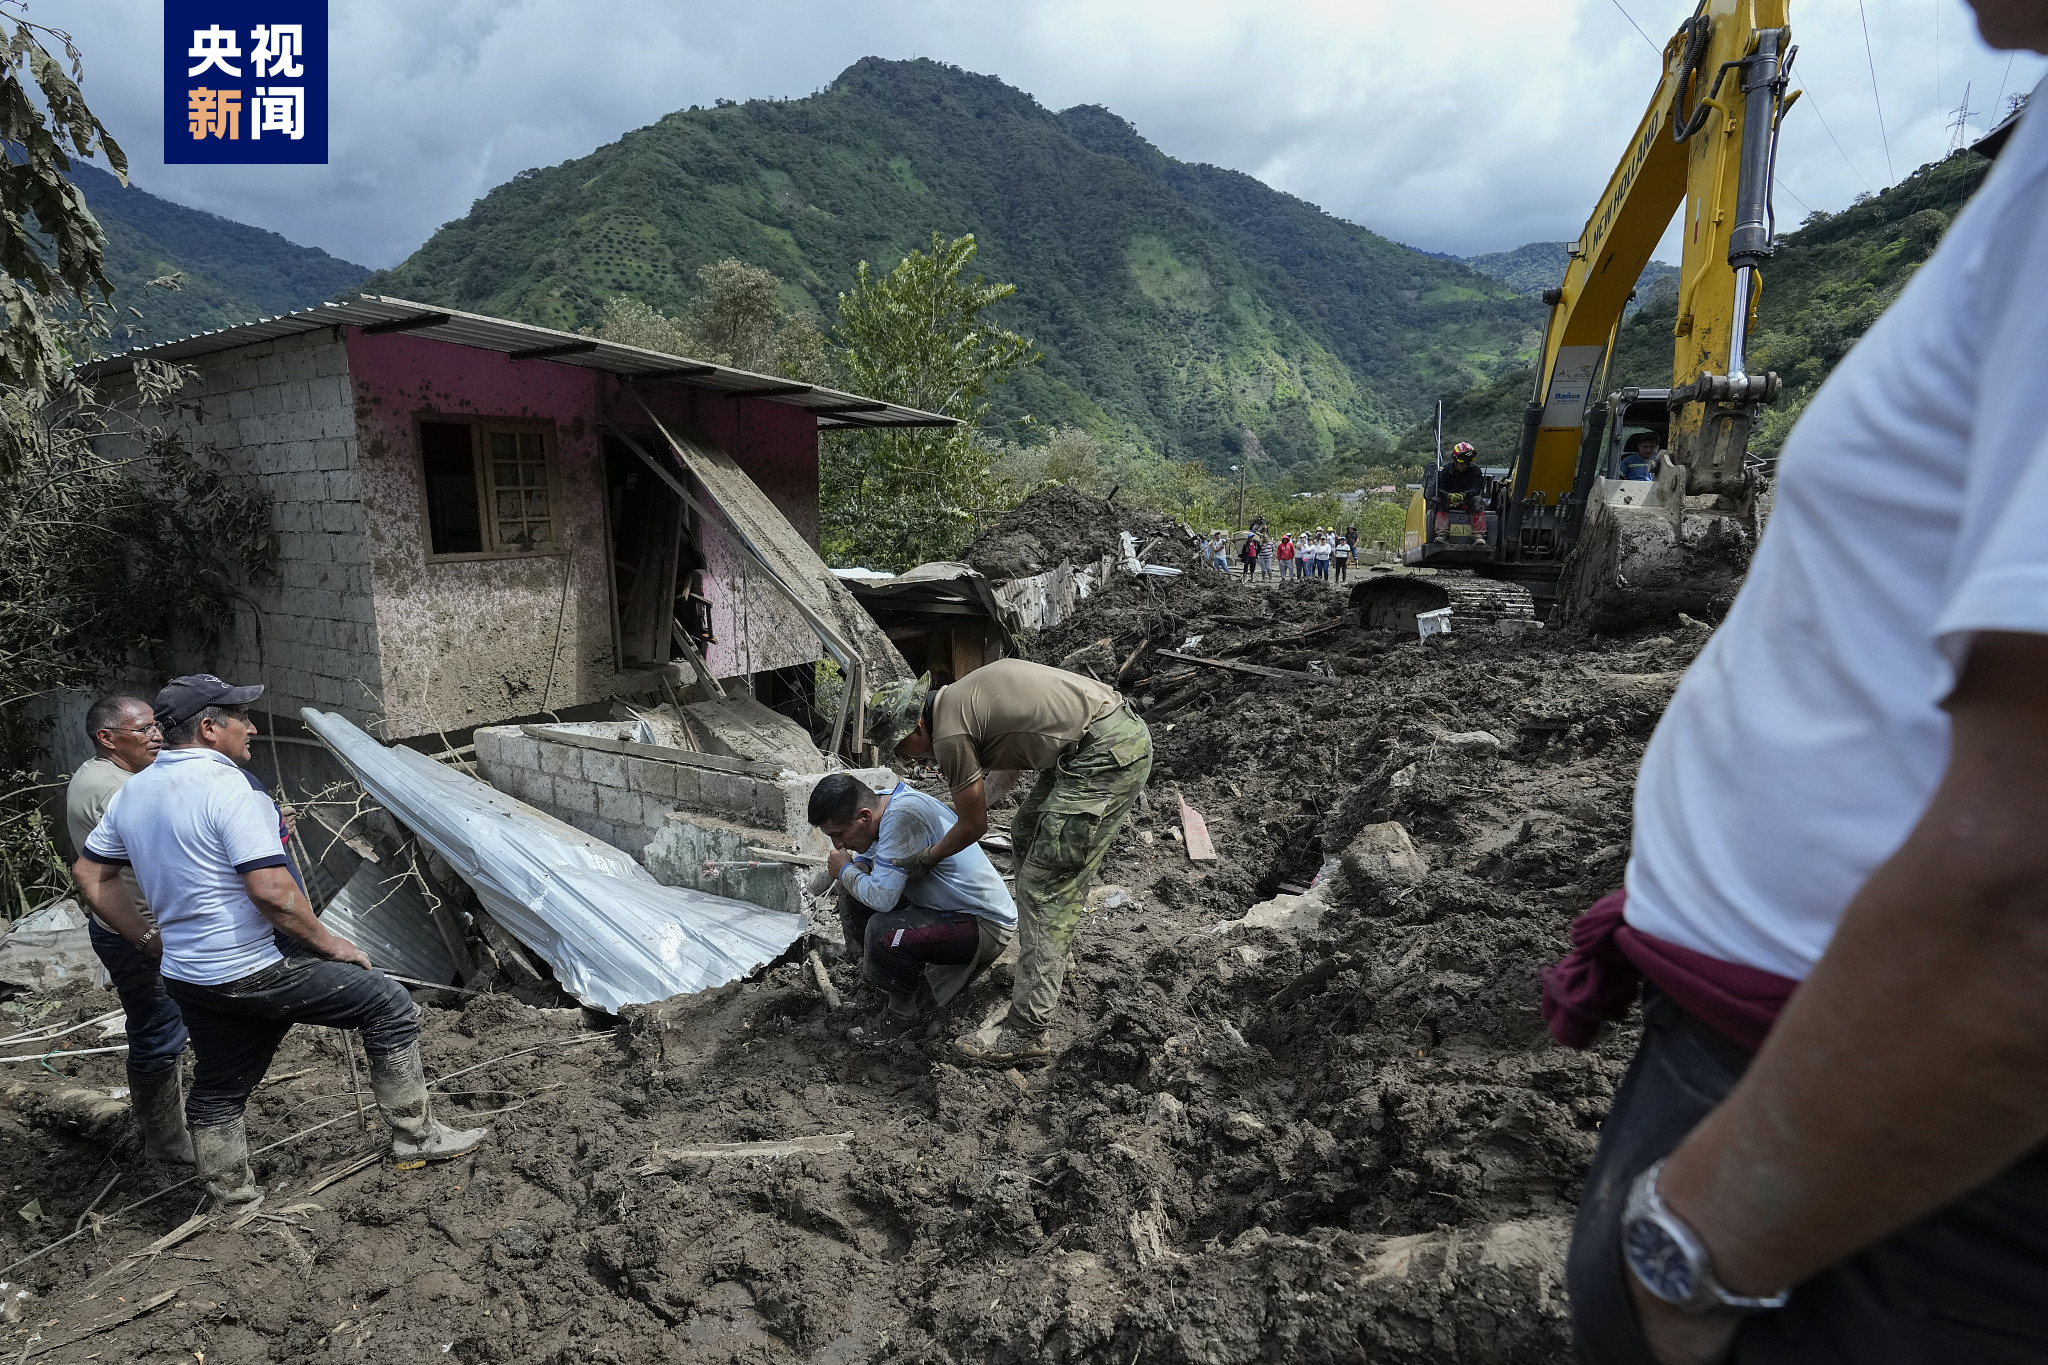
1622, 1159, 1791, 1313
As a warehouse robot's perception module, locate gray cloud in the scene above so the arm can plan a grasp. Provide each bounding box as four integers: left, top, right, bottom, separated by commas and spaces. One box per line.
59, 0, 2047, 269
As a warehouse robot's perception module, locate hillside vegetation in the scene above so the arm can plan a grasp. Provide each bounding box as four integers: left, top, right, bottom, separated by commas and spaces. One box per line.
71, 162, 369, 345
362, 57, 1542, 471
1402, 148, 1995, 461
1463, 240, 1677, 300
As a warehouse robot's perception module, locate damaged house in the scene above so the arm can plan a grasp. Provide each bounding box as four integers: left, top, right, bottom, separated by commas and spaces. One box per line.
65, 296, 945, 1001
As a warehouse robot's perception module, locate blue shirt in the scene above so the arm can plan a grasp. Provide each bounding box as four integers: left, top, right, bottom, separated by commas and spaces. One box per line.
84, 747, 292, 985
837, 783, 1017, 928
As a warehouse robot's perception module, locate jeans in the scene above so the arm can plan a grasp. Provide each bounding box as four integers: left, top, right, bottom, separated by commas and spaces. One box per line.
838, 895, 981, 997
1569, 988, 2048, 1364
87, 920, 189, 1076
164, 954, 419, 1127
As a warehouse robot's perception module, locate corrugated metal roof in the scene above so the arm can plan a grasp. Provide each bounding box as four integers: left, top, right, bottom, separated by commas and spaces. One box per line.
75, 294, 958, 429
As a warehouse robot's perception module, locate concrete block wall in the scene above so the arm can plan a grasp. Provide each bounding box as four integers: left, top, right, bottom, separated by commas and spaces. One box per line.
96, 330, 376, 726
474, 722, 896, 914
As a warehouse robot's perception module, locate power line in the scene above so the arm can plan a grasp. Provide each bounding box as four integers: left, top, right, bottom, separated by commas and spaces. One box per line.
1774, 176, 1813, 215
1857, 0, 1896, 183
1607, 0, 1660, 55
1994, 52, 2017, 118
1797, 85, 1876, 193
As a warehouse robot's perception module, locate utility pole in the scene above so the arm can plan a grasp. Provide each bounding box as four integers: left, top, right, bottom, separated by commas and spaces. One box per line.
1231, 463, 1246, 531
1946, 82, 1975, 155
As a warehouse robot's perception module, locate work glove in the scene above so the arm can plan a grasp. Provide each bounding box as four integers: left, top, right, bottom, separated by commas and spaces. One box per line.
903, 845, 942, 876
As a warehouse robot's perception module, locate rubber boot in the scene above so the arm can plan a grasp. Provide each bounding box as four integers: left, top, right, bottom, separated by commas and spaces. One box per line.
954, 1024, 1053, 1068
190, 1118, 261, 1207
366, 1043, 487, 1168
128, 1064, 195, 1165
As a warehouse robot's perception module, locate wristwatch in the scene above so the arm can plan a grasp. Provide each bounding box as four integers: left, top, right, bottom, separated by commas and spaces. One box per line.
1622, 1159, 1791, 1313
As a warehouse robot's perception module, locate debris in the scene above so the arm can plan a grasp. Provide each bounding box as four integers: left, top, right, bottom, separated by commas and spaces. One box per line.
1417, 606, 1454, 639
305, 709, 804, 1012
1338, 821, 1430, 894
636, 1132, 852, 1174
0, 901, 102, 993
806, 949, 843, 1010
1178, 796, 1217, 862
21, 1287, 177, 1358
1153, 649, 1346, 685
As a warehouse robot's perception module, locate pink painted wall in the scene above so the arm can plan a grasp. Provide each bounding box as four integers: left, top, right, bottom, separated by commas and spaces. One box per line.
345, 332, 825, 737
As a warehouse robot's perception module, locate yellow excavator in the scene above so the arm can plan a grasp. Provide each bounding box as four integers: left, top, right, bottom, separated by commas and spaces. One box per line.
1355, 0, 1799, 631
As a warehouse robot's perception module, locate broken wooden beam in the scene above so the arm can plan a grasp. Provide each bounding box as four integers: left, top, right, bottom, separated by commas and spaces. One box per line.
636, 1131, 852, 1174
1154, 649, 1345, 685
807, 950, 843, 1010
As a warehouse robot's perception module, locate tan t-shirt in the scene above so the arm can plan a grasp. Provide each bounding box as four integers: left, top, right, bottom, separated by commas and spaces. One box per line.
930, 659, 1122, 793
65, 756, 151, 921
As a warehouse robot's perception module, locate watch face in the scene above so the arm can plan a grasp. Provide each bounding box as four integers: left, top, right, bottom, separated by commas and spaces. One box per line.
1625, 1216, 1697, 1305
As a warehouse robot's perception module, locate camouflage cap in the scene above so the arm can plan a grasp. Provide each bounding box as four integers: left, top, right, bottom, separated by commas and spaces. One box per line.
866, 673, 932, 754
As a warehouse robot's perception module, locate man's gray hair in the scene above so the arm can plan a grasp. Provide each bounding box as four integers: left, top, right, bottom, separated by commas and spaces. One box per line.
163, 702, 246, 747
84, 692, 150, 742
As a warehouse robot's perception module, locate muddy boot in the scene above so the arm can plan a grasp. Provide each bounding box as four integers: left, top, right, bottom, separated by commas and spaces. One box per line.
366, 1043, 487, 1168
128, 1064, 195, 1165
190, 1118, 261, 1207
954, 1024, 1053, 1068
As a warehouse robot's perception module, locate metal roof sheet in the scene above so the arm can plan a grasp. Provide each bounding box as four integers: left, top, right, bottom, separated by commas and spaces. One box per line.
75, 294, 957, 429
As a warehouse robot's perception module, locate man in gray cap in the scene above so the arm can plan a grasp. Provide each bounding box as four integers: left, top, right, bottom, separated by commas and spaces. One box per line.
72, 675, 486, 1206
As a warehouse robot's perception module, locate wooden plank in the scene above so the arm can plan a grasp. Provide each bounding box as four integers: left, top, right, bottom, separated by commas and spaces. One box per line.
1154, 649, 1345, 685
637, 1131, 852, 1175
25, 1287, 179, 1357
519, 726, 777, 778
1178, 796, 1218, 862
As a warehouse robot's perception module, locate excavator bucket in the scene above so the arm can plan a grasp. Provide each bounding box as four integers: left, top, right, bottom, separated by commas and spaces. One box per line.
1555, 494, 1756, 632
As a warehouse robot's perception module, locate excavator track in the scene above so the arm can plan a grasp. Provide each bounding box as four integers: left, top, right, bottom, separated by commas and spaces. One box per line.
1349, 570, 1539, 633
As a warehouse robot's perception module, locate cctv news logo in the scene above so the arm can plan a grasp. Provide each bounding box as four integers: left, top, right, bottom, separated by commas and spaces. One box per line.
164, 1, 327, 164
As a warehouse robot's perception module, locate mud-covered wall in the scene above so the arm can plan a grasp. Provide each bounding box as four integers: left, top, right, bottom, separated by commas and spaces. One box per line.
346, 331, 614, 739
89, 329, 381, 730
601, 381, 826, 682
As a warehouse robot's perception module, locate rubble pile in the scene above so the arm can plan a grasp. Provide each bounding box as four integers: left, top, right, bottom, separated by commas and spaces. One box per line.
0, 565, 1711, 1364
963, 486, 1183, 581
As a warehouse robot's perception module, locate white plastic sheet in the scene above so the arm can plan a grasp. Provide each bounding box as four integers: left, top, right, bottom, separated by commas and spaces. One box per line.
303, 709, 804, 1012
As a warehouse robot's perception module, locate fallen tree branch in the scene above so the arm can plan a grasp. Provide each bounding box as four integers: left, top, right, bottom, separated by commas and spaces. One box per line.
637, 1131, 852, 1175
1154, 650, 1345, 685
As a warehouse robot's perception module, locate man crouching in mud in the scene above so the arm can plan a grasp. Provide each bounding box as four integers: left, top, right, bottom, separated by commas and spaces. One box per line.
74, 674, 487, 1207
1542, 5, 2048, 1359
807, 771, 1015, 1027
870, 658, 1151, 1068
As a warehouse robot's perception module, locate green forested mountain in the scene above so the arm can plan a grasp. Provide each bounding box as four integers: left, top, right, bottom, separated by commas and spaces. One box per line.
1462, 240, 1678, 306
70, 162, 370, 346
362, 57, 1543, 470
1398, 148, 1994, 461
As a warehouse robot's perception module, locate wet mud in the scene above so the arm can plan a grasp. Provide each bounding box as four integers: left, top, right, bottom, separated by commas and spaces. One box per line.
0, 563, 1711, 1363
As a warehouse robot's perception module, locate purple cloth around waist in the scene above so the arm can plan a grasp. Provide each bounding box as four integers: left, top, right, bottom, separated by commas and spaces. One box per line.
1539, 890, 1799, 1054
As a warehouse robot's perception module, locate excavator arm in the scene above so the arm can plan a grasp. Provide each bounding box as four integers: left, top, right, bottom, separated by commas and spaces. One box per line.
1516, 0, 1795, 525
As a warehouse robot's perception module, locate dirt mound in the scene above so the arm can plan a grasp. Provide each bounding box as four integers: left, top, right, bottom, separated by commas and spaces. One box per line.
963, 485, 1181, 580
0, 572, 1703, 1363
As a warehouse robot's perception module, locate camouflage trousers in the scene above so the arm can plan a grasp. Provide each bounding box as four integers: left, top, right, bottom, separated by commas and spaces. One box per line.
1008, 704, 1153, 1033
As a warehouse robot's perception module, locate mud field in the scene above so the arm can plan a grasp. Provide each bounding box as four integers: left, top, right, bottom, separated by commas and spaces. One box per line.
0, 567, 1708, 1364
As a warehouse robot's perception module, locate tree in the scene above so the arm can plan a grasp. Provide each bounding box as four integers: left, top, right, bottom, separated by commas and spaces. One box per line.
0, 9, 274, 914
822, 233, 1037, 569
593, 258, 833, 384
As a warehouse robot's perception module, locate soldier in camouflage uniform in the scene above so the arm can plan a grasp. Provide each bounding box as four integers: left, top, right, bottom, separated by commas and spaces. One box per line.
870, 660, 1153, 1066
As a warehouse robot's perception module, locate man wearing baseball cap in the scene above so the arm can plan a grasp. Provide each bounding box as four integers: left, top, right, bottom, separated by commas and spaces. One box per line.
72, 674, 486, 1206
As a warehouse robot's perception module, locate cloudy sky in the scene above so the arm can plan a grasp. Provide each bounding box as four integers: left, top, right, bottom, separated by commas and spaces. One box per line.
59, 0, 2048, 269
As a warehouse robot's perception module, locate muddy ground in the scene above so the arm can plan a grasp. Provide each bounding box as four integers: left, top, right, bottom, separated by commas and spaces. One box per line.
0, 563, 1708, 1364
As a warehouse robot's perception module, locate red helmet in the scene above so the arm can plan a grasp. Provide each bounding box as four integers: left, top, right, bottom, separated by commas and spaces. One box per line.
1451, 442, 1477, 462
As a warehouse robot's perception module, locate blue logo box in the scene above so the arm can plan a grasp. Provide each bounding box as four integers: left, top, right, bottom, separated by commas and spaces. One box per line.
164, 0, 327, 164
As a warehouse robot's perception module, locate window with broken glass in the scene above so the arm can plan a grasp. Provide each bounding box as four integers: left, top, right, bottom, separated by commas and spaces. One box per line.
419, 420, 557, 558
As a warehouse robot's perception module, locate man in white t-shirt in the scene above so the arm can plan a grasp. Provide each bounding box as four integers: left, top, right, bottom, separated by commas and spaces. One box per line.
74, 674, 486, 1206
1549, 17, 2048, 1358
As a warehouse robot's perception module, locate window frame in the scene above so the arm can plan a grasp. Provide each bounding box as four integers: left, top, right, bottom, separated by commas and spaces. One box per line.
414, 414, 565, 562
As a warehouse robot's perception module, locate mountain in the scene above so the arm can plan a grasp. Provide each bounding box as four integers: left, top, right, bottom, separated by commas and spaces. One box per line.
362, 57, 1544, 470
1397, 148, 1995, 462
70, 161, 370, 347
1463, 240, 1679, 305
